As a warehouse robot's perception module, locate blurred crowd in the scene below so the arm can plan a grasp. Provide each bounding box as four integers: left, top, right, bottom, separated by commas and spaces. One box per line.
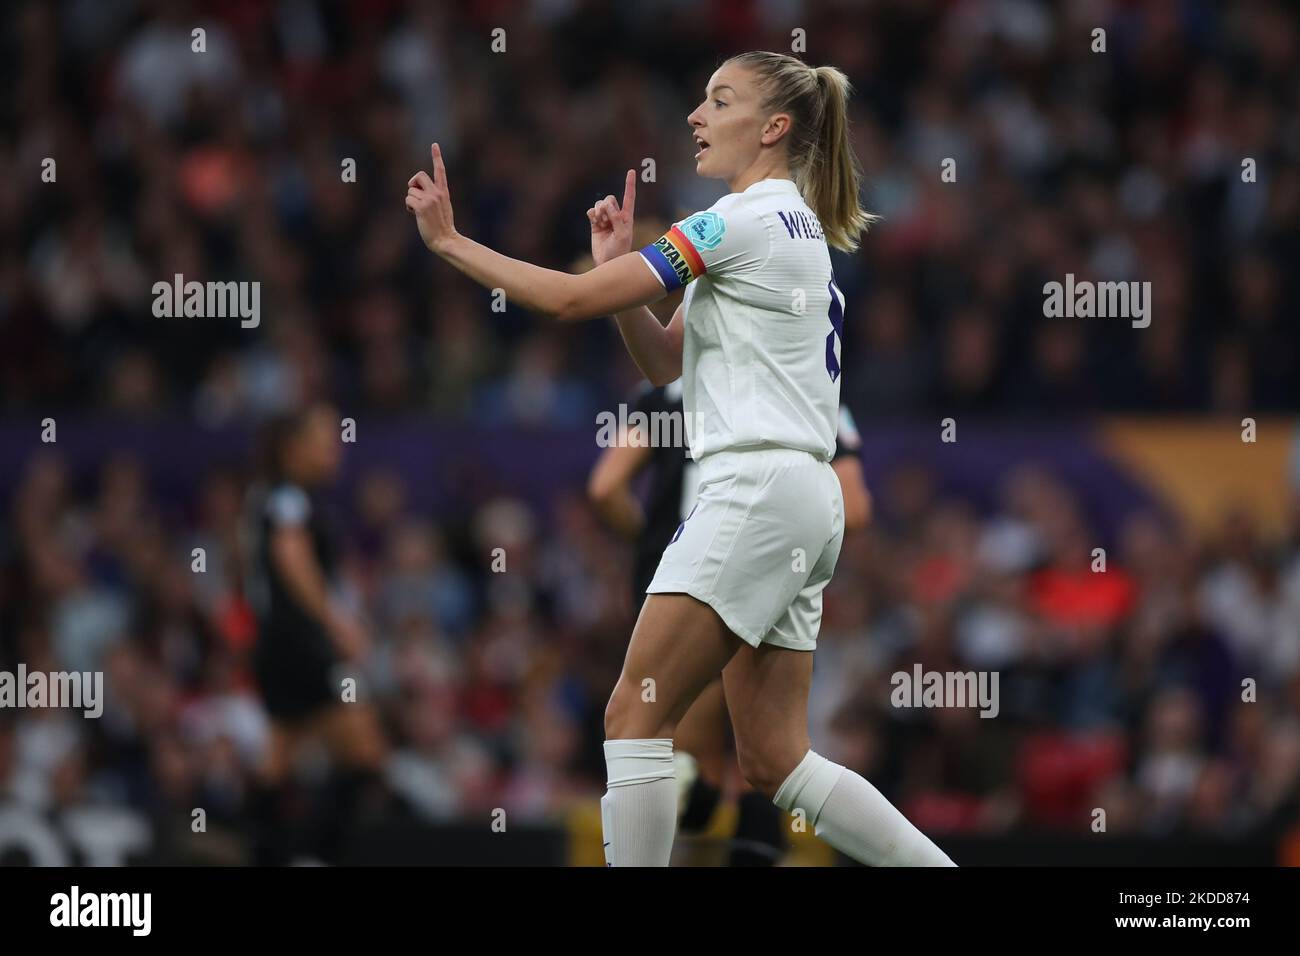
2, 0, 1298, 419
816, 464, 1300, 842
1, 447, 634, 861
2, 0, 1299, 862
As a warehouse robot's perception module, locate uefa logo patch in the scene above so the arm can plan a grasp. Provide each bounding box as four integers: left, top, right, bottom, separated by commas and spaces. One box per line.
678, 212, 726, 250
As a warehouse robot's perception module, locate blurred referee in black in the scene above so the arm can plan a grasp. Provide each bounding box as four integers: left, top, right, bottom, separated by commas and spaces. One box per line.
245, 401, 388, 864
589, 380, 871, 865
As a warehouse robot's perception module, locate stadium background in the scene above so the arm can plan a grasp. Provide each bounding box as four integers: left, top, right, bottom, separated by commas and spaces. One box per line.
2, 0, 1299, 865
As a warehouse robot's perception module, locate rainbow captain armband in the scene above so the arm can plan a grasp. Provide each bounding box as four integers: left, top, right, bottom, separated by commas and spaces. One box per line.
639, 226, 707, 291
638, 212, 725, 291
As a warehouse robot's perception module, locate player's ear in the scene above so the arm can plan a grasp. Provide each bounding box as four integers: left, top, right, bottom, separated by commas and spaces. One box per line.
761, 112, 792, 146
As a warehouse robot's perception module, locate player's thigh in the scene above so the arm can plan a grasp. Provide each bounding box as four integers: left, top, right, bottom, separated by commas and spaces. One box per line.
723, 643, 813, 796
606, 593, 741, 740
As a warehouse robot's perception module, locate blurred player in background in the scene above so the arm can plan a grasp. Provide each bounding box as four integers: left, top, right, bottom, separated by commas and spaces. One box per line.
589, 393, 870, 864
244, 402, 388, 864
405, 51, 953, 866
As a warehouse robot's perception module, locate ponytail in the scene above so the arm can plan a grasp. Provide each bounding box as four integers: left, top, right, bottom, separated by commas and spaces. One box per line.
807, 66, 877, 252
726, 52, 877, 252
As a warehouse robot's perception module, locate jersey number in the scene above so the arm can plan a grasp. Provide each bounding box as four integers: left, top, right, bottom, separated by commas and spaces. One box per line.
825, 278, 845, 381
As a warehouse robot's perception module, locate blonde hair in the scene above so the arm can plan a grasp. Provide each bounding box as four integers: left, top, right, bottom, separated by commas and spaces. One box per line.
725, 51, 877, 252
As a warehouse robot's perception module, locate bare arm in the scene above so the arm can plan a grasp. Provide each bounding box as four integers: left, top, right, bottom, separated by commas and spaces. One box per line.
269, 527, 333, 623
269, 527, 367, 659
407, 147, 666, 322
581, 170, 684, 383
832, 455, 872, 532
434, 236, 664, 323
611, 303, 685, 387
587, 438, 654, 538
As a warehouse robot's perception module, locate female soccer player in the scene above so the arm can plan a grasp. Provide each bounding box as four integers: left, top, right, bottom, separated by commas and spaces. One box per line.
406, 51, 953, 866
246, 402, 387, 863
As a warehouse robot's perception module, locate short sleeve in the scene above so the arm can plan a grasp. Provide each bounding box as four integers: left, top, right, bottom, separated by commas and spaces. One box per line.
265, 484, 311, 527
638, 204, 769, 292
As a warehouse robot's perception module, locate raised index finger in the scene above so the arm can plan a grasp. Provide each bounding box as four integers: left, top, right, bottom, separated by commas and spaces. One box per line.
622, 169, 636, 218
431, 143, 447, 186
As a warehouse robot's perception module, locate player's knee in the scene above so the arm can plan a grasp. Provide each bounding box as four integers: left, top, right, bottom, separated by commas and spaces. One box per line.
604, 677, 675, 740
603, 693, 624, 739
735, 738, 806, 799
603, 681, 640, 739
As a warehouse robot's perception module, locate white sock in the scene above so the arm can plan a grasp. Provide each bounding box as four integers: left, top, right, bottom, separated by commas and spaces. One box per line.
774, 750, 956, 867
601, 738, 677, 866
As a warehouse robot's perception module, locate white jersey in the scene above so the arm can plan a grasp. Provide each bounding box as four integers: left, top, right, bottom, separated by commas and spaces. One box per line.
638, 178, 844, 461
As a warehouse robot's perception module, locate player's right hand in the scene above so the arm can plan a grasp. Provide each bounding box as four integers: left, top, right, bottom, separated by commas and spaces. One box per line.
588, 169, 636, 265
328, 607, 371, 662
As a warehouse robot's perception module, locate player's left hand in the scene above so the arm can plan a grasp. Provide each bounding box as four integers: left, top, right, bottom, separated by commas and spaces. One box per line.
406, 143, 458, 254
588, 169, 637, 265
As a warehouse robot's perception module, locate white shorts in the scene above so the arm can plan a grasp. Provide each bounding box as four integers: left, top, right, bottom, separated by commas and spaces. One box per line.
646, 446, 845, 651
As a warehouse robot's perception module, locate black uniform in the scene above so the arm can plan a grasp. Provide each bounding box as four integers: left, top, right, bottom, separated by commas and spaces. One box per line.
631, 381, 863, 607
631, 381, 693, 604
248, 482, 341, 721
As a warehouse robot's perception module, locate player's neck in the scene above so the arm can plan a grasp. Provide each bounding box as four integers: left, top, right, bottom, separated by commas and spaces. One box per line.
728, 161, 793, 195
